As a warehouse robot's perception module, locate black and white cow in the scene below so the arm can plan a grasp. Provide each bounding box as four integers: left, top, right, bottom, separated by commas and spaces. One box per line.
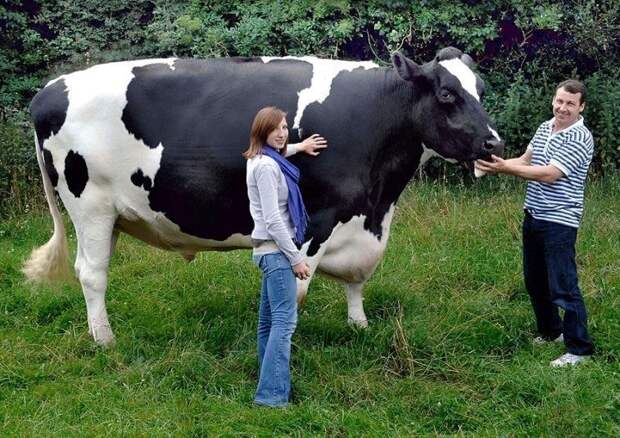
25, 47, 503, 345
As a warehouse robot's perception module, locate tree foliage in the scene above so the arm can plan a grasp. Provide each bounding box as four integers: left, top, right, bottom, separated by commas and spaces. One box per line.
1, 0, 619, 214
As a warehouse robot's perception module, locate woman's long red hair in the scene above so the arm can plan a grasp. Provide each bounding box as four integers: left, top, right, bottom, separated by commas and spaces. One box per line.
242, 106, 288, 159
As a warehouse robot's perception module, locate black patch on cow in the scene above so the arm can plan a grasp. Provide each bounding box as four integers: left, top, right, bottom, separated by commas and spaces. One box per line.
42, 148, 59, 187
131, 168, 152, 191
30, 79, 69, 150
64, 150, 88, 197
122, 58, 313, 240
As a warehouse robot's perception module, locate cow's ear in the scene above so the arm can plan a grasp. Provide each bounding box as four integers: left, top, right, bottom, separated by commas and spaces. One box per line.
392, 52, 421, 82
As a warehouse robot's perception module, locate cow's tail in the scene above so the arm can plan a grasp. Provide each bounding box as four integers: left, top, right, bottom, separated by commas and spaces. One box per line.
22, 134, 70, 283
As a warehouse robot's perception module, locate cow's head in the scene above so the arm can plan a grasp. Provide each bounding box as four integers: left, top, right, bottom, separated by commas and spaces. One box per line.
392, 47, 504, 165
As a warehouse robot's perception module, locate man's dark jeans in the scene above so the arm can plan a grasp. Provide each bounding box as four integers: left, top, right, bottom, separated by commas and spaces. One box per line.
523, 212, 594, 356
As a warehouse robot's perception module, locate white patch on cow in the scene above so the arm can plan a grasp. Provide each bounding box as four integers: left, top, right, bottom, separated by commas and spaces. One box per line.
46, 58, 176, 88
318, 204, 395, 284
262, 56, 379, 129
419, 143, 438, 168
439, 58, 479, 101
488, 125, 500, 140
419, 143, 457, 169
46, 59, 177, 218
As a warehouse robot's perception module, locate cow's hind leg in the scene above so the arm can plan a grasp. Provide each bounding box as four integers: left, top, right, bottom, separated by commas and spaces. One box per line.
346, 282, 368, 328
73, 214, 118, 346
295, 242, 330, 306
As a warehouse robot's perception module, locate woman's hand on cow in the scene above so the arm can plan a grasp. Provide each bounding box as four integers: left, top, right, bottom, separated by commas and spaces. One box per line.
298, 134, 327, 156
293, 261, 311, 280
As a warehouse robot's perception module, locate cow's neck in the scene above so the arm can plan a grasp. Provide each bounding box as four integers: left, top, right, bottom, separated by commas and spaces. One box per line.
303, 68, 426, 255
364, 71, 425, 220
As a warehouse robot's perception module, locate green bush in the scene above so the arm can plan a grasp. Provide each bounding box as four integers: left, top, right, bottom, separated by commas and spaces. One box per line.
0, 119, 44, 218
583, 71, 620, 174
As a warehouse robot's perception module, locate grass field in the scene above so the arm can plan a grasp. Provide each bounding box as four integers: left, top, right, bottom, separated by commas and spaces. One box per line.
1, 177, 619, 436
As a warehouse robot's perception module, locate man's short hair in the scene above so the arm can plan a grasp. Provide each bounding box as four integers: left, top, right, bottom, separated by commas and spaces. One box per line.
556, 79, 586, 104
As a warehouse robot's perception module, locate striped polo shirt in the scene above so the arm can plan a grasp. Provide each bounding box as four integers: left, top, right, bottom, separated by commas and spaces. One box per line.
524, 117, 594, 228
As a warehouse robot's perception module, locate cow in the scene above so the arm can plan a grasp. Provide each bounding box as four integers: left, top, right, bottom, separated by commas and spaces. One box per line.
24, 47, 504, 346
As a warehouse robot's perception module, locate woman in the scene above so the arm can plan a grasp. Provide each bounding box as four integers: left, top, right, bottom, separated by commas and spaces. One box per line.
244, 106, 326, 407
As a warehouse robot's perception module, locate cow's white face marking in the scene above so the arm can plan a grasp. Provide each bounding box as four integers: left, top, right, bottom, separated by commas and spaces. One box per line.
488, 125, 500, 141
438, 59, 479, 102
262, 56, 378, 129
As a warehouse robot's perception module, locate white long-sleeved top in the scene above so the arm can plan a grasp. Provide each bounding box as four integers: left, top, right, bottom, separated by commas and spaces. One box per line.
246, 154, 303, 266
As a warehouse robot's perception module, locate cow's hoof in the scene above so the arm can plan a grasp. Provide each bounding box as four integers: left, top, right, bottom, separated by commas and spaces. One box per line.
348, 317, 369, 328
92, 325, 116, 347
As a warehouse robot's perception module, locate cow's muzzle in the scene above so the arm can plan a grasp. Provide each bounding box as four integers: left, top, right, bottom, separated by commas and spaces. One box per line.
471, 138, 505, 178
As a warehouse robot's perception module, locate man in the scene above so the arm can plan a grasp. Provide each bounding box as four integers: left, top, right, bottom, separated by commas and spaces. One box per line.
476, 79, 595, 367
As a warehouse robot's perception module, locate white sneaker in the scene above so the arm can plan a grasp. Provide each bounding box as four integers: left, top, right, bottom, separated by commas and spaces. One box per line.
550, 353, 590, 368
533, 333, 564, 345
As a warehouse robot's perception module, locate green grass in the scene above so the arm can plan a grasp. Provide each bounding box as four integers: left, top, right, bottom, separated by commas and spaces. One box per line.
1, 177, 619, 436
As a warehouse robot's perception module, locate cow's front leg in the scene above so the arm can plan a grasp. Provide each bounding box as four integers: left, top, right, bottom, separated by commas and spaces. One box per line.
345, 282, 368, 328
73, 215, 118, 347
296, 278, 310, 306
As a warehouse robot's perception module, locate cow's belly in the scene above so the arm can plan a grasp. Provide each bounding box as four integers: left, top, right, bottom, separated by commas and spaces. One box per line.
114, 205, 252, 257
317, 205, 395, 283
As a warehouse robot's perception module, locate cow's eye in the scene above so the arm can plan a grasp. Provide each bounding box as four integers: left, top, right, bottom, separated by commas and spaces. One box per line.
439, 89, 455, 103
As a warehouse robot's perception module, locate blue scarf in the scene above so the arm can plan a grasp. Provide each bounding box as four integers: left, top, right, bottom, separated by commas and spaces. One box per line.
262, 145, 309, 245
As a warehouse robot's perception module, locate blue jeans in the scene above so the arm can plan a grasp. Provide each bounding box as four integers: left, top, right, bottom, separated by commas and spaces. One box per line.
523, 212, 594, 355
252, 251, 298, 407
